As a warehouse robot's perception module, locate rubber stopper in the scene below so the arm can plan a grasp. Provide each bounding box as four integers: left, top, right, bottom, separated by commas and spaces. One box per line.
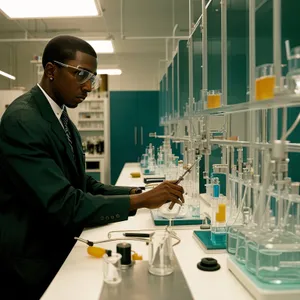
197, 257, 220, 271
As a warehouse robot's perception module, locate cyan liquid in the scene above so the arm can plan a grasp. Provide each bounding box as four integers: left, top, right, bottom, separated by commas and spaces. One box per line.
211, 231, 226, 246
257, 249, 300, 284
246, 241, 258, 274
235, 234, 246, 264
227, 232, 237, 254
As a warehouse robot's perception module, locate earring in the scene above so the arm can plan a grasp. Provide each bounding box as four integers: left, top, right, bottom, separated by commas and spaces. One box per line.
50, 77, 54, 81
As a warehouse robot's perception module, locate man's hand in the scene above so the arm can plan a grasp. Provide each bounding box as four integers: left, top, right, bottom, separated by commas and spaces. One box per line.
129, 180, 184, 210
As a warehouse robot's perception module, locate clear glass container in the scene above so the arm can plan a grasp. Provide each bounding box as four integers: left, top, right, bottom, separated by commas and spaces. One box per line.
255, 64, 275, 101
206, 90, 222, 109
103, 253, 122, 284
210, 177, 227, 245
148, 231, 174, 276
286, 46, 300, 94
256, 230, 300, 284
227, 179, 249, 255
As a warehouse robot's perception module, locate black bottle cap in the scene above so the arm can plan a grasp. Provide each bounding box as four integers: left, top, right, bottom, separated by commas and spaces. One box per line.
117, 243, 131, 265
197, 257, 220, 271
106, 250, 112, 257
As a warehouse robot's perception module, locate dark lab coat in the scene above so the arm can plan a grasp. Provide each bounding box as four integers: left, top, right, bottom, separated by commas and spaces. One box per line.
0, 86, 133, 298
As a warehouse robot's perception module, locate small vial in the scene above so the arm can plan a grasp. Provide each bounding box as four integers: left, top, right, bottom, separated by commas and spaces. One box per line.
103, 253, 122, 284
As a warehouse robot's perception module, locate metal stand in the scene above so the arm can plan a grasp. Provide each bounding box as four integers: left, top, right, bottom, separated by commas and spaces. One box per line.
100, 258, 193, 300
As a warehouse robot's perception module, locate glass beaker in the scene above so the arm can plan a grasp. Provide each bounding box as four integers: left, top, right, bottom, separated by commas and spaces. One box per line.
255, 64, 275, 101
140, 153, 149, 168
148, 230, 174, 276
251, 187, 300, 284
256, 230, 300, 284
207, 90, 222, 109
103, 253, 122, 284
286, 46, 300, 94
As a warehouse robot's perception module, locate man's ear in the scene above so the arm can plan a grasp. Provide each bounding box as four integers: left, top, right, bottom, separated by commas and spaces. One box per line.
44, 62, 56, 81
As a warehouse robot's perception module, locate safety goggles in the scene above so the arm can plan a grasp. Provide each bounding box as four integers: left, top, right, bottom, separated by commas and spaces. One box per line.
53, 60, 100, 90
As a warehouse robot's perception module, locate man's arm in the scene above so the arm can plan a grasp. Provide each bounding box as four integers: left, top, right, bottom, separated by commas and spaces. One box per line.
85, 174, 134, 195
0, 113, 132, 228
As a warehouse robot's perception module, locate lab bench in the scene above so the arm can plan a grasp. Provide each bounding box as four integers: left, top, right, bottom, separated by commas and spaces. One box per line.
41, 163, 252, 300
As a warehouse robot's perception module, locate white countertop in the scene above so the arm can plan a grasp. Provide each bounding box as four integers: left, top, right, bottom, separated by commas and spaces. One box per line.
42, 163, 253, 300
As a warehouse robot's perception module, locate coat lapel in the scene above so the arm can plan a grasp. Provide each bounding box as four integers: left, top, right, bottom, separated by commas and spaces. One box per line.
30, 86, 79, 178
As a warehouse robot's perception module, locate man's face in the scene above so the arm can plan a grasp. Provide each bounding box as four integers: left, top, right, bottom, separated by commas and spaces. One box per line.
52, 51, 97, 108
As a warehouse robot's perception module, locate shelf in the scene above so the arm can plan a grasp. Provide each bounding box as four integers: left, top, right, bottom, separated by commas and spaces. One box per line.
78, 128, 104, 131
78, 110, 104, 113
161, 94, 300, 125
84, 99, 105, 102
30, 60, 42, 64
86, 169, 101, 172
198, 94, 300, 116
85, 154, 104, 159
78, 118, 104, 122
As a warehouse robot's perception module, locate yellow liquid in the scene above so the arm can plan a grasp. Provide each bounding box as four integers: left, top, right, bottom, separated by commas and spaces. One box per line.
216, 204, 226, 223
255, 76, 275, 101
207, 94, 221, 109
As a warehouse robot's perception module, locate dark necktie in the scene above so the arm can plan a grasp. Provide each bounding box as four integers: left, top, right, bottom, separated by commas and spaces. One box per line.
61, 107, 75, 157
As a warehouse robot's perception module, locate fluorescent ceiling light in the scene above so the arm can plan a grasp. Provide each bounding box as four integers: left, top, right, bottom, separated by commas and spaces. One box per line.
97, 69, 122, 75
0, 70, 16, 80
87, 40, 114, 54
0, 0, 99, 19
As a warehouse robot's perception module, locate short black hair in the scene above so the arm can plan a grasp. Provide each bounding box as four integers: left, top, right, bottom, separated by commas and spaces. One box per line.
42, 35, 97, 68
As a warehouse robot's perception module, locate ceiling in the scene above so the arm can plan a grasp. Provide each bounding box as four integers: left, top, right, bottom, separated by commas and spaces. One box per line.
0, 0, 277, 89
0, 0, 251, 56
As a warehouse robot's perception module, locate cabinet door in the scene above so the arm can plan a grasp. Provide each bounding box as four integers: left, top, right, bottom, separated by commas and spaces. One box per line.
137, 91, 163, 157
110, 92, 138, 184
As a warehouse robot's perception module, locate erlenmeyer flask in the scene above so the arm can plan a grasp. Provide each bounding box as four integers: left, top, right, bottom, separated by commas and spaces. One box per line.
148, 231, 174, 276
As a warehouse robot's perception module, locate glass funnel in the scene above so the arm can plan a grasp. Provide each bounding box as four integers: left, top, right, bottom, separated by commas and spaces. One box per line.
158, 202, 186, 228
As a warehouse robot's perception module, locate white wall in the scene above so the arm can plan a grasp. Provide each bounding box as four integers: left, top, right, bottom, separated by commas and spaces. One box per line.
0, 44, 14, 89
0, 90, 24, 117
101, 53, 163, 91
0, 43, 163, 91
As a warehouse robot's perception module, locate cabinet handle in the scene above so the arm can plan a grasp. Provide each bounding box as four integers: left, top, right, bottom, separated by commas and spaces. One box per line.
141, 126, 143, 146
134, 127, 137, 145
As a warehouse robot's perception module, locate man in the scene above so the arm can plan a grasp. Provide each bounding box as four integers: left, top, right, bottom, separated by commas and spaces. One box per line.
0, 35, 184, 299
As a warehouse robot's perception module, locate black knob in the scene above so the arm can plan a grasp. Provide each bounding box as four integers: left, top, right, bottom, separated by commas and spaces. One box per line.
116, 242, 131, 265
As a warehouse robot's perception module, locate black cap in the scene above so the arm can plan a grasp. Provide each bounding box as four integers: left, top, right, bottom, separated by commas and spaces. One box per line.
197, 257, 220, 271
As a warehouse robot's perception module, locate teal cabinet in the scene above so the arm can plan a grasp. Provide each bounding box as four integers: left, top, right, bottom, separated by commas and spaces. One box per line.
110, 91, 162, 184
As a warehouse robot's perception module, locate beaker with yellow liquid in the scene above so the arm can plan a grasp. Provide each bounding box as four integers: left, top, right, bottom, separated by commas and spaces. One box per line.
207, 90, 222, 109
255, 64, 275, 101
